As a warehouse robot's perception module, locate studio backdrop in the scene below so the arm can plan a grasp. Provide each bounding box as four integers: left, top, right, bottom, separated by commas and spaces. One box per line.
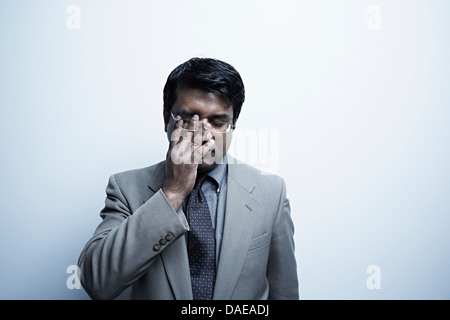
0, 0, 449, 299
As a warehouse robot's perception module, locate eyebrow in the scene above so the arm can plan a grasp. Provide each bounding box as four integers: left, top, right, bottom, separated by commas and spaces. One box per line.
178, 111, 231, 120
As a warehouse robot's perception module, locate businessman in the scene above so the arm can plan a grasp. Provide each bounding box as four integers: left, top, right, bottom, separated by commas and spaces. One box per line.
78, 57, 299, 300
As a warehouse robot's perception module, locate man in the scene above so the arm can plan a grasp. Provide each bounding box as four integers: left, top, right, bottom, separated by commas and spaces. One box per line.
78, 57, 299, 300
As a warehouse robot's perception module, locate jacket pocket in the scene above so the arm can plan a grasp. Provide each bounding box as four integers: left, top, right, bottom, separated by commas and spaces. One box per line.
248, 232, 271, 251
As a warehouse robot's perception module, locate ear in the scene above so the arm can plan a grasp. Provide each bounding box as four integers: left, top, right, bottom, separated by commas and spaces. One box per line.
163, 109, 170, 133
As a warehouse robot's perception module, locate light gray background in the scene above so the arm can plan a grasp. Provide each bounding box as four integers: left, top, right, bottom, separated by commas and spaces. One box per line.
1, 0, 449, 299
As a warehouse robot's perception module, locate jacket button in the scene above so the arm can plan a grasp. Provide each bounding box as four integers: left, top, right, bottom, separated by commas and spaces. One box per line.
165, 233, 174, 241
159, 238, 167, 245
153, 244, 161, 251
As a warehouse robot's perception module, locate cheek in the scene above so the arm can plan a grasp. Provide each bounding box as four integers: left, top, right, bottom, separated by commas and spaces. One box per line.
225, 132, 233, 148
215, 132, 233, 151
166, 124, 175, 143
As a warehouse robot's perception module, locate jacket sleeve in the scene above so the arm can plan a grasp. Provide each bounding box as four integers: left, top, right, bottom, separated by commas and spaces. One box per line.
78, 174, 189, 300
267, 178, 299, 299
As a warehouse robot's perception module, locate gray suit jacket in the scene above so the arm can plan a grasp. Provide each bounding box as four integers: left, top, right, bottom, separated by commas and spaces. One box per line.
78, 158, 299, 300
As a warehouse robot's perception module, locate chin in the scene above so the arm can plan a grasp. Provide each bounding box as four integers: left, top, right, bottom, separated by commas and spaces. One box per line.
197, 149, 223, 172
197, 162, 217, 173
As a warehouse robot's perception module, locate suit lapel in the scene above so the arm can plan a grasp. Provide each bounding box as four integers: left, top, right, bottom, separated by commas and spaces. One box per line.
145, 158, 261, 300
213, 159, 261, 300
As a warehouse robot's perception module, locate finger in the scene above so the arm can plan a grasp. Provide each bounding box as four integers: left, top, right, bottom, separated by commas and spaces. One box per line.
169, 118, 183, 148
180, 126, 193, 142
177, 119, 195, 144
192, 120, 205, 147
201, 138, 215, 156
186, 114, 199, 132
193, 138, 215, 158
192, 137, 213, 164
170, 125, 182, 142
188, 122, 212, 155
173, 115, 184, 130
202, 122, 213, 143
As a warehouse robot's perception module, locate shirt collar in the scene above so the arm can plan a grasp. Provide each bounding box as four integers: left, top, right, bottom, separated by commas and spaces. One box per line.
205, 155, 227, 186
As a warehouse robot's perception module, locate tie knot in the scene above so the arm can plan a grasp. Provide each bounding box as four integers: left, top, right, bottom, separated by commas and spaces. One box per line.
193, 174, 208, 191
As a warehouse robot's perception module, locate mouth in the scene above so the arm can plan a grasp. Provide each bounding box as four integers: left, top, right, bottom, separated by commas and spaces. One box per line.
201, 144, 215, 156
202, 136, 216, 146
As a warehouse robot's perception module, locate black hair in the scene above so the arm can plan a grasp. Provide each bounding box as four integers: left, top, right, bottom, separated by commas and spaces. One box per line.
163, 57, 245, 125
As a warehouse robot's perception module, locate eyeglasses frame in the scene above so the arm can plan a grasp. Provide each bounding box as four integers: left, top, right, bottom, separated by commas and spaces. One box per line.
170, 111, 235, 134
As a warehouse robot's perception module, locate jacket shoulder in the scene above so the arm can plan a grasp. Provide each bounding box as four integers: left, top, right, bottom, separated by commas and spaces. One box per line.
227, 158, 286, 194
111, 160, 165, 189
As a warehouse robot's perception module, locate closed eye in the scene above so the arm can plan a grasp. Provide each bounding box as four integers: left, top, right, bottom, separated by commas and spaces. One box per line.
211, 122, 227, 127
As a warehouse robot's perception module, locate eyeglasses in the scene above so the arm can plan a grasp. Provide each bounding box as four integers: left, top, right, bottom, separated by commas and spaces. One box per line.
170, 111, 235, 134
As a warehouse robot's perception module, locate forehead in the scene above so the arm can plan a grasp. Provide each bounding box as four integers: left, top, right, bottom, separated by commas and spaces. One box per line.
172, 88, 233, 117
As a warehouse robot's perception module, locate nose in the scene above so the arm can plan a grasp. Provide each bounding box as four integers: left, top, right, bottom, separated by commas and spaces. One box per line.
200, 119, 211, 131
188, 116, 211, 132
